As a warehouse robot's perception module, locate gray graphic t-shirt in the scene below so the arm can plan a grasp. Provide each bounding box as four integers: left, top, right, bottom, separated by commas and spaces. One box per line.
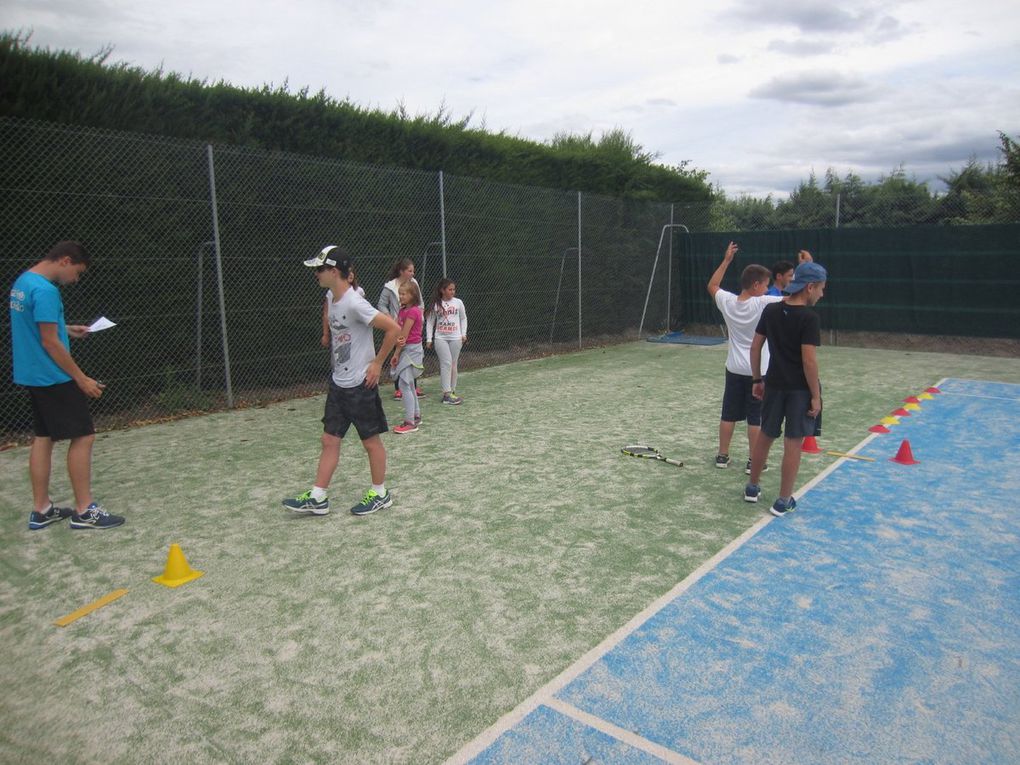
326, 287, 380, 388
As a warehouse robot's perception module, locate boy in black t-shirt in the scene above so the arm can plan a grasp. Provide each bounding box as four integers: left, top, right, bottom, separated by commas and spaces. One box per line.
744, 262, 828, 517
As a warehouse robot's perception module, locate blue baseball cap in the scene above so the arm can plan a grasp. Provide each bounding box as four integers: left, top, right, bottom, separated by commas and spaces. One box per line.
784, 261, 828, 294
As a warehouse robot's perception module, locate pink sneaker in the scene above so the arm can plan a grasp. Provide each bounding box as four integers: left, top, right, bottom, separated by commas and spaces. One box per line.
394, 389, 403, 400
393, 421, 418, 434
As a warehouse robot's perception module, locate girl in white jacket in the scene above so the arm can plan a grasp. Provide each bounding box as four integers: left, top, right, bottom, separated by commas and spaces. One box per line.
425, 278, 468, 405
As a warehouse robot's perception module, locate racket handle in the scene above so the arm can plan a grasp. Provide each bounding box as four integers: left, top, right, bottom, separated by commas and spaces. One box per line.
664, 458, 684, 467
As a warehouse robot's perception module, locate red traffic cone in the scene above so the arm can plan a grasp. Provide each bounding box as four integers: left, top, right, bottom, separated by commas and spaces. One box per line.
869, 424, 891, 434
892, 408, 911, 417
903, 396, 920, 404
925, 387, 941, 394
802, 435, 822, 453
890, 439, 920, 465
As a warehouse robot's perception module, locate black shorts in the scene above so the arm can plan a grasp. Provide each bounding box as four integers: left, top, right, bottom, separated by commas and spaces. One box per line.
720, 370, 762, 425
760, 387, 817, 440
26, 381, 95, 441
322, 380, 388, 440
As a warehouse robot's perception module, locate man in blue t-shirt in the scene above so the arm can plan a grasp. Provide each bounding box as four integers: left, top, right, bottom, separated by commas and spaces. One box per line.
9, 241, 124, 530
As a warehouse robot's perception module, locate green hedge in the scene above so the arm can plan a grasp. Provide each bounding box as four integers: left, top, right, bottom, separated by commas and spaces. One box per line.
0, 32, 712, 205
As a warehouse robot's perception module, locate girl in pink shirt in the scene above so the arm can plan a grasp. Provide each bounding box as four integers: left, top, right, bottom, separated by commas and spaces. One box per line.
390, 281, 424, 433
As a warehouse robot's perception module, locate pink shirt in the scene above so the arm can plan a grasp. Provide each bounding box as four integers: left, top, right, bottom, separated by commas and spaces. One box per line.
397, 305, 423, 344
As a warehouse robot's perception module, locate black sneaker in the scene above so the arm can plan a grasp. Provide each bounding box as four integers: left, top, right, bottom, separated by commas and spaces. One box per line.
715, 454, 730, 468
28, 503, 73, 530
743, 484, 761, 503
69, 503, 125, 530
770, 496, 797, 517
745, 459, 769, 475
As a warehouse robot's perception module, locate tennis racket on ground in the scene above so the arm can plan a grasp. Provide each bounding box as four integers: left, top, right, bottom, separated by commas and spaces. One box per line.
621, 444, 683, 468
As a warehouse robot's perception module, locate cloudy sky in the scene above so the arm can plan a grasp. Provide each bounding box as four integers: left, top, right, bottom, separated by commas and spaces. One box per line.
3, 0, 1018, 197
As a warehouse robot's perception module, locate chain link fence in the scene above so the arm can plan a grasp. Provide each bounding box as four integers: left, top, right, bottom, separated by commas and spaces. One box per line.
3, 117, 1017, 441
1, 117, 679, 441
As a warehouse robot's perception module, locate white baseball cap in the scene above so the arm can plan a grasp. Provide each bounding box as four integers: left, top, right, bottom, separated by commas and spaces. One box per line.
303, 245, 350, 269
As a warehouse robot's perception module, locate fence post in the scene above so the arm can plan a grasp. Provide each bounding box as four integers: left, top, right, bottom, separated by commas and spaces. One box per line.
667, 203, 674, 330
205, 144, 234, 408
835, 192, 841, 228
577, 191, 582, 349
195, 241, 214, 388
439, 170, 448, 278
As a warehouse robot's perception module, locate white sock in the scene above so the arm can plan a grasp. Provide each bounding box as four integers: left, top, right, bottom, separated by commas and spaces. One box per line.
310, 486, 328, 501
373, 483, 386, 496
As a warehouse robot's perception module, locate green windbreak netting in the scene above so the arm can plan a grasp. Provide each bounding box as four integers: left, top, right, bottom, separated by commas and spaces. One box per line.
675, 224, 1020, 338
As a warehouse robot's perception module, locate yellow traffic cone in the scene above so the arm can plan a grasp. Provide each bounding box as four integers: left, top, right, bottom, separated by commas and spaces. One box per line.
153, 543, 204, 588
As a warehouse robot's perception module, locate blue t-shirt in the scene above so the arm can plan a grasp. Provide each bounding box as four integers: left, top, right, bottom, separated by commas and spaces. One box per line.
9, 271, 72, 386
766, 285, 783, 297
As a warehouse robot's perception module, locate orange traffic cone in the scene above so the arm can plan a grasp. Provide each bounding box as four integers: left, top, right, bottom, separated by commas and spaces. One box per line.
802, 435, 822, 453
890, 439, 920, 465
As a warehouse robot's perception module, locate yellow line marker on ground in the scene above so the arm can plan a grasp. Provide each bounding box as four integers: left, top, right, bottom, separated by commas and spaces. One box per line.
826, 451, 876, 462
54, 589, 129, 627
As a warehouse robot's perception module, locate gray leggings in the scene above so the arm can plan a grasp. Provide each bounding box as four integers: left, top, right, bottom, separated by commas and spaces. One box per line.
397, 368, 420, 422
433, 336, 462, 392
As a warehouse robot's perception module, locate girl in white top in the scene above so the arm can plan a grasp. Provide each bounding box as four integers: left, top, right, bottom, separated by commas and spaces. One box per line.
425, 278, 468, 405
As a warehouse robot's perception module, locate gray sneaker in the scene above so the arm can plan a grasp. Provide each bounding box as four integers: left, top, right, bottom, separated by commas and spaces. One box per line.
350, 489, 393, 516
745, 459, 769, 475
715, 454, 730, 468
282, 491, 330, 515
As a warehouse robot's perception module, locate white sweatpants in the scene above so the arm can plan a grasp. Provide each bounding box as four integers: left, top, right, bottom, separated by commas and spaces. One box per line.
433, 336, 462, 393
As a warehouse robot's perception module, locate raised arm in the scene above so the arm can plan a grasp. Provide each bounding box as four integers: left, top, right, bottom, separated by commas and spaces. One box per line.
707, 241, 738, 297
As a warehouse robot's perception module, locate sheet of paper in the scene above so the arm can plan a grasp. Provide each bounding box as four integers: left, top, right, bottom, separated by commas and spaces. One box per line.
88, 316, 117, 332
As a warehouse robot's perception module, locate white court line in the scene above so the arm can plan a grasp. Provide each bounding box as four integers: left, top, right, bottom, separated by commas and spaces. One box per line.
447, 429, 872, 764
544, 697, 700, 765
933, 377, 1020, 402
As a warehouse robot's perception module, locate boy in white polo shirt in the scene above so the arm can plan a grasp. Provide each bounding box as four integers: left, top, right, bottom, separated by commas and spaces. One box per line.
707, 242, 784, 473
282, 246, 401, 516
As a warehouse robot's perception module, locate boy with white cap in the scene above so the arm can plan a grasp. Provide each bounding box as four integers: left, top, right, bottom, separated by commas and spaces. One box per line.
283, 246, 401, 516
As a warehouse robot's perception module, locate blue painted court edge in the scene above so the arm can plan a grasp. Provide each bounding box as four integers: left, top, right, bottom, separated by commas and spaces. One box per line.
453, 379, 1020, 764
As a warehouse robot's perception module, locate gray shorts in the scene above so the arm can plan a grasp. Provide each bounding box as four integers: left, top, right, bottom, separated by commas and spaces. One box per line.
760, 388, 818, 440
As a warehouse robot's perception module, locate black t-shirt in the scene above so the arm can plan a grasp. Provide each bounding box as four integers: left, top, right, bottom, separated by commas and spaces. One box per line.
755, 302, 821, 390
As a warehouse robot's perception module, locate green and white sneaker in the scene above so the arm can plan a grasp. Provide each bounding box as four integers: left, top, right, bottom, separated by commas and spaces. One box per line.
282, 491, 330, 515
350, 489, 393, 516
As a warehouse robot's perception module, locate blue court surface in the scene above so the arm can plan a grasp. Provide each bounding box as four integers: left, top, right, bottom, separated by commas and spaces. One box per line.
452, 379, 1020, 764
